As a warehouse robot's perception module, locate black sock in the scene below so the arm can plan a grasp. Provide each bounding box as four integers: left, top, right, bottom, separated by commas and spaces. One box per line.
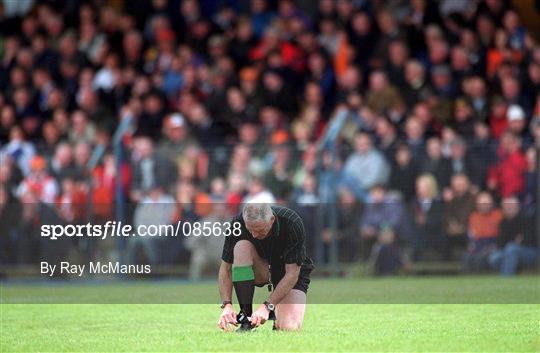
232, 265, 255, 317
233, 280, 254, 317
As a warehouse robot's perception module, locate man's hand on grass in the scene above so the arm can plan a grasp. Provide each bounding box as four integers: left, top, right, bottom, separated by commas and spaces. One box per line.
217, 304, 237, 331
249, 304, 270, 327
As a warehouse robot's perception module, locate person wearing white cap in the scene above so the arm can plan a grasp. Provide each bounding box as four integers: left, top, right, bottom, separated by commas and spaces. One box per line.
507, 104, 533, 147
157, 113, 199, 162
507, 104, 525, 122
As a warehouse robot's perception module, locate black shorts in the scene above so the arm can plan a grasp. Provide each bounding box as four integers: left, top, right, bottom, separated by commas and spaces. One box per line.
255, 267, 312, 294
292, 268, 312, 293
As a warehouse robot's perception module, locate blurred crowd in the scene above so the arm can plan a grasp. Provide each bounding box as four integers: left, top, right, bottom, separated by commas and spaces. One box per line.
0, 0, 538, 277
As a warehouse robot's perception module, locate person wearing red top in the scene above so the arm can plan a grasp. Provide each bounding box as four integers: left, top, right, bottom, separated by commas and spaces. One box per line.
249, 27, 305, 73
464, 192, 503, 272
17, 156, 58, 204
56, 177, 87, 223
91, 153, 131, 220
488, 96, 508, 139
92, 153, 131, 197
468, 193, 504, 241
487, 131, 528, 198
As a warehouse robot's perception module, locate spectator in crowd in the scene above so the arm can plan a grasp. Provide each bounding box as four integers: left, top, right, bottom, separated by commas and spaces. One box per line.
0, 184, 20, 264
464, 191, 503, 272
442, 173, 476, 259
450, 98, 477, 141
91, 153, 131, 221
360, 184, 408, 260
411, 174, 444, 261
365, 70, 402, 115
431, 64, 456, 102
0, 156, 23, 198
488, 196, 537, 275
68, 110, 95, 145
403, 116, 426, 162
72, 141, 91, 180
239, 66, 263, 109
489, 96, 509, 139
49, 143, 75, 183
238, 120, 265, 159
174, 180, 201, 227
342, 132, 390, 200
186, 103, 227, 149
402, 59, 430, 107
242, 176, 276, 205
464, 76, 489, 122
127, 184, 175, 265
260, 69, 298, 115
136, 90, 168, 141
264, 139, 293, 203
500, 76, 530, 114
487, 131, 528, 199
389, 143, 418, 203
227, 144, 256, 182
421, 137, 451, 189
368, 226, 405, 276
291, 143, 317, 190
38, 121, 62, 159
372, 9, 402, 67
335, 65, 362, 103
413, 101, 441, 138
56, 175, 87, 225
16, 155, 58, 204
0, 105, 17, 144
130, 137, 177, 202
523, 147, 537, 214
448, 137, 481, 188
185, 202, 229, 280
320, 186, 362, 264
16, 187, 67, 264
1, 126, 36, 176
469, 121, 494, 189
292, 173, 319, 206
505, 104, 532, 147
158, 113, 204, 171
384, 39, 408, 88
374, 116, 399, 161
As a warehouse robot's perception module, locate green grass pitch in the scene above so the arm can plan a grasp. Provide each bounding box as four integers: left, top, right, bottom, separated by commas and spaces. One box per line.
1, 276, 539, 352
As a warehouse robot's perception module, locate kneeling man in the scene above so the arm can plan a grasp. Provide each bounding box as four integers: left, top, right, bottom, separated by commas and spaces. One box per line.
218, 203, 314, 331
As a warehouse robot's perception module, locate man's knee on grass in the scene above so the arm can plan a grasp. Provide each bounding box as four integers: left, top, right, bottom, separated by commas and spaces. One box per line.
275, 318, 302, 331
